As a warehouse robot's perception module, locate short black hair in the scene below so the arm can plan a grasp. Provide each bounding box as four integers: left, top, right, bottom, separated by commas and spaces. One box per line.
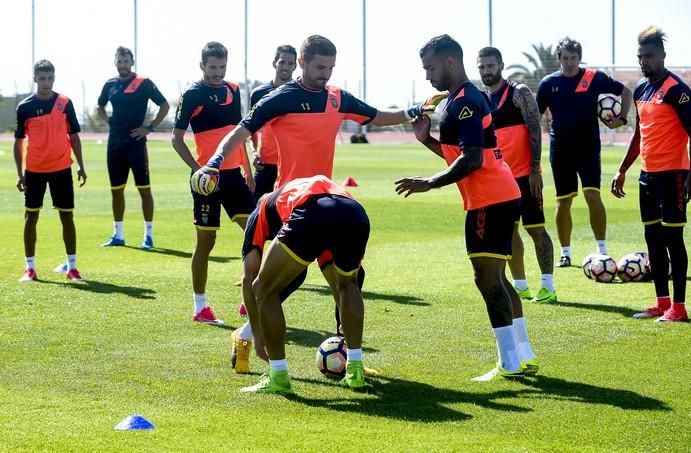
274, 44, 297, 62
33, 59, 54, 75
478, 46, 503, 63
202, 41, 228, 64
115, 46, 134, 60
419, 34, 463, 61
300, 35, 336, 63
556, 37, 582, 59
638, 25, 666, 50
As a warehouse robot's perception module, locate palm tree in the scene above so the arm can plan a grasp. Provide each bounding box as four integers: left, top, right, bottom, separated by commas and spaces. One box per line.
507, 43, 560, 92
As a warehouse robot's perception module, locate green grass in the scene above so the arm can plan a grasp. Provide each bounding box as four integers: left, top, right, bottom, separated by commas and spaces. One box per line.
0, 140, 689, 452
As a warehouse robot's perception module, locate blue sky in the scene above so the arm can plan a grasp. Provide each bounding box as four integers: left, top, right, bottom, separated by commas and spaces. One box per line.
2, 0, 690, 110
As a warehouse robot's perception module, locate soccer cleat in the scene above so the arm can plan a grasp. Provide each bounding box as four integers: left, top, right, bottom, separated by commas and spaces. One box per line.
340, 360, 365, 389
101, 235, 125, 247
632, 306, 666, 319
230, 328, 252, 374
364, 367, 381, 377
471, 365, 525, 382
53, 263, 69, 273
193, 306, 225, 326
140, 236, 154, 250
530, 287, 557, 304
240, 370, 293, 394
655, 306, 689, 323
556, 256, 571, 267
66, 269, 85, 281
514, 286, 532, 300
520, 358, 539, 376
18, 268, 38, 282
238, 303, 248, 319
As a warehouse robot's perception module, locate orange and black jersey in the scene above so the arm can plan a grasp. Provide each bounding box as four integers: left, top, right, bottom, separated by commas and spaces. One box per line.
488, 80, 533, 178
15, 93, 80, 173
250, 81, 280, 165
242, 175, 354, 257
175, 80, 245, 170
439, 81, 519, 211
634, 71, 691, 172
98, 74, 166, 149
239, 79, 378, 186
536, 68, 624, 145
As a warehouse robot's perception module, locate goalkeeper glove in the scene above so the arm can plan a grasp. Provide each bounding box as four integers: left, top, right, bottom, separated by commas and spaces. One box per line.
206, 152, 225, 170
190, 165, 220, 196
405, 92, 448, 119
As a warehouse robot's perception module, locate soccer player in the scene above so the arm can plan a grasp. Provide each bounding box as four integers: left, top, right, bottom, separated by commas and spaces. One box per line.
237, 175, 371, 394
14, 60, 87, 282
98, 46, 170, 250
536, 37, 633, 267
477, 47, 556, 304
611, 26, 691, 323
249, 45, 297, 199
171, 41, 256, 325
395, 35, 537, 381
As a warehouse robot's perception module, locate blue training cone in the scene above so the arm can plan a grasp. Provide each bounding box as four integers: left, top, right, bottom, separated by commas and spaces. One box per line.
114, 415, 155, 431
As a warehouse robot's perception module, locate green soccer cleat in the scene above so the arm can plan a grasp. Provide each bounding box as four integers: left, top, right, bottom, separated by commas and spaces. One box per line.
240, 370, 293, 394
514, 286, 533, 300
520, 358, 539, 376
340, 360, 365, 389
471, 365, 525, 382
530, 287, 557, 304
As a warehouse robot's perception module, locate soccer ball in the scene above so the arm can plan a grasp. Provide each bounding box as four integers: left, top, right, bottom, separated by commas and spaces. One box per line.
589, 254, 617, 283
582, 253, 599, 279
190, 167, 219, 195
316, 336, 347, 379
634, 251, 672, 280
597, 94, 622, 122
617, 254, 646, 282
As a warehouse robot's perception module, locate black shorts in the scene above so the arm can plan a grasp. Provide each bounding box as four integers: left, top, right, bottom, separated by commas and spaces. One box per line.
24, 168, 74, 211
550, 142, 601, 198
253, 164, 277, 200
639, 170, 688, 227
277, 194, 370, 275
515, 175, 545, 228
193, 168, 256, 230
465, 199, 520, 259
107, 140, 150, 188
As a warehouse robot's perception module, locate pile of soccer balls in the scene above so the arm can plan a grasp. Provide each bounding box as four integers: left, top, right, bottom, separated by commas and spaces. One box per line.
582, 252, 651, 283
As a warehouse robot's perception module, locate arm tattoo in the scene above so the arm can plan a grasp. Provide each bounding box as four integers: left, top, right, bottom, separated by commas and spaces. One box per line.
513, 85, 542, 173
429, 146, 483, 188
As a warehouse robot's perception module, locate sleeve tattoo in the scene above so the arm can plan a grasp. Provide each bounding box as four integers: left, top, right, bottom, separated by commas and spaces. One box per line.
513, 85, 542, 173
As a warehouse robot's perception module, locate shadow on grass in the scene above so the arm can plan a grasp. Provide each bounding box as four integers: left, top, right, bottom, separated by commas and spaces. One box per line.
284, 373, 669, 422
552, 300, 639, 318
298, 283, 428, 307
125, 245, 238, 263
285, 326, 379, 353
41, 279, 157, 300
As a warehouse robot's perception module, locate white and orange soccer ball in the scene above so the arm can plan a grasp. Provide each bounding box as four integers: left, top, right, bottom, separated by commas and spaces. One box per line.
597, 94, 623, 122
316, 336, 347, 379
582, 253, 599, 279
617, 253, 646, 282
589, 254, 617, 283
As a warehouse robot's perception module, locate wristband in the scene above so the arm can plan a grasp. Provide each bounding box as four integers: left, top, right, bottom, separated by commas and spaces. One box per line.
146, 123, 155, 133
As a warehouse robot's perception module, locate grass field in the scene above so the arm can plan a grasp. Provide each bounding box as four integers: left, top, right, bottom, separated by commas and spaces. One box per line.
0, 140, 689, 452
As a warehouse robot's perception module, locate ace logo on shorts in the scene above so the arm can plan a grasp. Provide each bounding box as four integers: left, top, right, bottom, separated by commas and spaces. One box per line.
458, 106, 473, 120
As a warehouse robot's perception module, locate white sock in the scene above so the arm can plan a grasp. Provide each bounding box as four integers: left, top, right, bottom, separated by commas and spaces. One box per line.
512, 317, 536, 361
347, 348, 362, 361
596, 240, 607, 254
25, 256, 35, 270
269, 358, 288, 372
113, 221, 124, 240
238, 321, 253, 341
541, 274, 554, 292
561, 246, 571, 258
193, 293, 207, 314
144, 221, 153, 238
66, 254, 77, 270
493, 325, 520, 372
513, 279, 529, 291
